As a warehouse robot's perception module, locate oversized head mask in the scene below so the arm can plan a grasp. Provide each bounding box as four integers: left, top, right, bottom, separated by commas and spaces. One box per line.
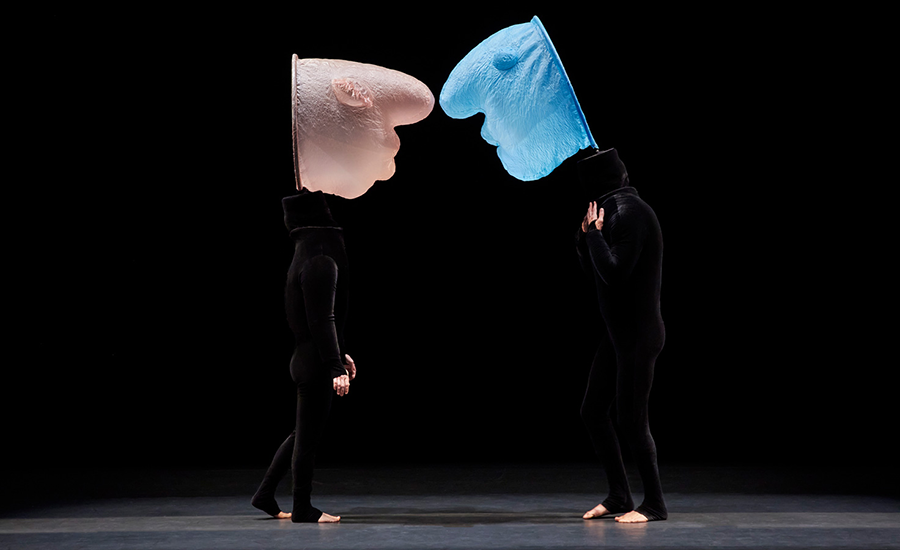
292, 55, 434, 198
440, 16, 597, 181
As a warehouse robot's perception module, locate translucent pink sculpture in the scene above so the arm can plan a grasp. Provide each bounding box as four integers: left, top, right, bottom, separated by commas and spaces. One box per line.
291, 55, 435, 198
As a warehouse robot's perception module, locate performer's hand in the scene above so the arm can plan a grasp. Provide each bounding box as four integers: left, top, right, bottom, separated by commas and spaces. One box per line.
333, 374, 350, 397
344, 354, 357, 381
582, 202, 594, 232
583, 202, 605, 231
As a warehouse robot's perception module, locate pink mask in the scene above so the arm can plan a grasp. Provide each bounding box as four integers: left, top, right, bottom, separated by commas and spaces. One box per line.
291, 55, 435, 198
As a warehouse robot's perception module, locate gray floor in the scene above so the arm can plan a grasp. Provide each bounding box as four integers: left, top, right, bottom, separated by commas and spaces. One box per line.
2, 465, 898, 549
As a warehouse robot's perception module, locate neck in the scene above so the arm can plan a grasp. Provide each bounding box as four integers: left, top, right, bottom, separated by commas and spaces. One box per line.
577, 148, 628, 201
282, 189, 339, 230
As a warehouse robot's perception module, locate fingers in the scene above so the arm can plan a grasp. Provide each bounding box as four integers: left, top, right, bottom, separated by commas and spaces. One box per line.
344, 354, 356, 380
595, 207, 602, 230
333, 374, 350, 397
584, 202, 600, 232
595, 207, 605, 230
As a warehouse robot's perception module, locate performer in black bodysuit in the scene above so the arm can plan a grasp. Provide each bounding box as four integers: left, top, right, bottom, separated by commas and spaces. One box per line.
576, 148, 667, 523
251, 187, 355, 523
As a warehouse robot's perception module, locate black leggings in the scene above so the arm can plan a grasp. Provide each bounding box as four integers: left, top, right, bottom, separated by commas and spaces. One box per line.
252, 341, 334, 522
580, 334, 667, 520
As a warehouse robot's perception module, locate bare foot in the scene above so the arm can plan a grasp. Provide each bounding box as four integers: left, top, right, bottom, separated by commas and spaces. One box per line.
274, 512, 291, 520
583, 504, 612, 519
615, 510, 649, 523
318, 512, 341, 523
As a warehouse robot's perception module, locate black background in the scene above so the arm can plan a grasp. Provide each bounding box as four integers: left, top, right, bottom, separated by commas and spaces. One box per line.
7, 5, 892, 473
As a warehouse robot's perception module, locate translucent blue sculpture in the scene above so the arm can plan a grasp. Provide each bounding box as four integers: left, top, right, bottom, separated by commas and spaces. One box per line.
440, 16, 597, 181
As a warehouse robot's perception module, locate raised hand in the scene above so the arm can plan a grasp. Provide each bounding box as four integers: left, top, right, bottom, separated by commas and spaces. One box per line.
582, 202, 605, 232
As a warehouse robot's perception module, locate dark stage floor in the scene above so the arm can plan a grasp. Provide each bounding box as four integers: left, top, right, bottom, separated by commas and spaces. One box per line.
2, 464, 898, 549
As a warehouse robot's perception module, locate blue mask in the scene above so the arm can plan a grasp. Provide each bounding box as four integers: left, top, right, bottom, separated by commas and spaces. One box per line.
440, 16, 597, 181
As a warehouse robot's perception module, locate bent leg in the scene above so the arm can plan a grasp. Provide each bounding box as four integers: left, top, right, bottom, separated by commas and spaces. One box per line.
581, 336, 634, 515
252, 431, 294, 517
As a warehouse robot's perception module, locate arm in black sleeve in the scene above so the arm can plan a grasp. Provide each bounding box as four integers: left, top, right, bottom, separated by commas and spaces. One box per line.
300, 255, 348, 379
575, 227, 596, 284
584, 211, 645, 286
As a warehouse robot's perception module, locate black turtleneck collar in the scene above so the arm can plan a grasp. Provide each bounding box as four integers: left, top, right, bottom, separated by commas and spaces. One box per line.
577, 148, 630, 202
282, 188, 341, 232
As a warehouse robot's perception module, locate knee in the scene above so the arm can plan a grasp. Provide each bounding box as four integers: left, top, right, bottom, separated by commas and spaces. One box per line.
579, 403, 592, 426
580, 400, 611, 429
617, 417, 655, 453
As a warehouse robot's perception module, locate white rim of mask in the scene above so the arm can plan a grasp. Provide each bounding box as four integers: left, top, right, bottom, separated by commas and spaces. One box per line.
531, 16, 598, 149
291, 54, 303, 191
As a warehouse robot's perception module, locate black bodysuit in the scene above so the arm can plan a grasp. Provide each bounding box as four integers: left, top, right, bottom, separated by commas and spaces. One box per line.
252, 189, 350, 523
575, 149, 667, 521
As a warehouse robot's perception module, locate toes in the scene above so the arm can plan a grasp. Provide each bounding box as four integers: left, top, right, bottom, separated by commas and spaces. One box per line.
615, 511, 648, 523
583, 504, 609, 519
